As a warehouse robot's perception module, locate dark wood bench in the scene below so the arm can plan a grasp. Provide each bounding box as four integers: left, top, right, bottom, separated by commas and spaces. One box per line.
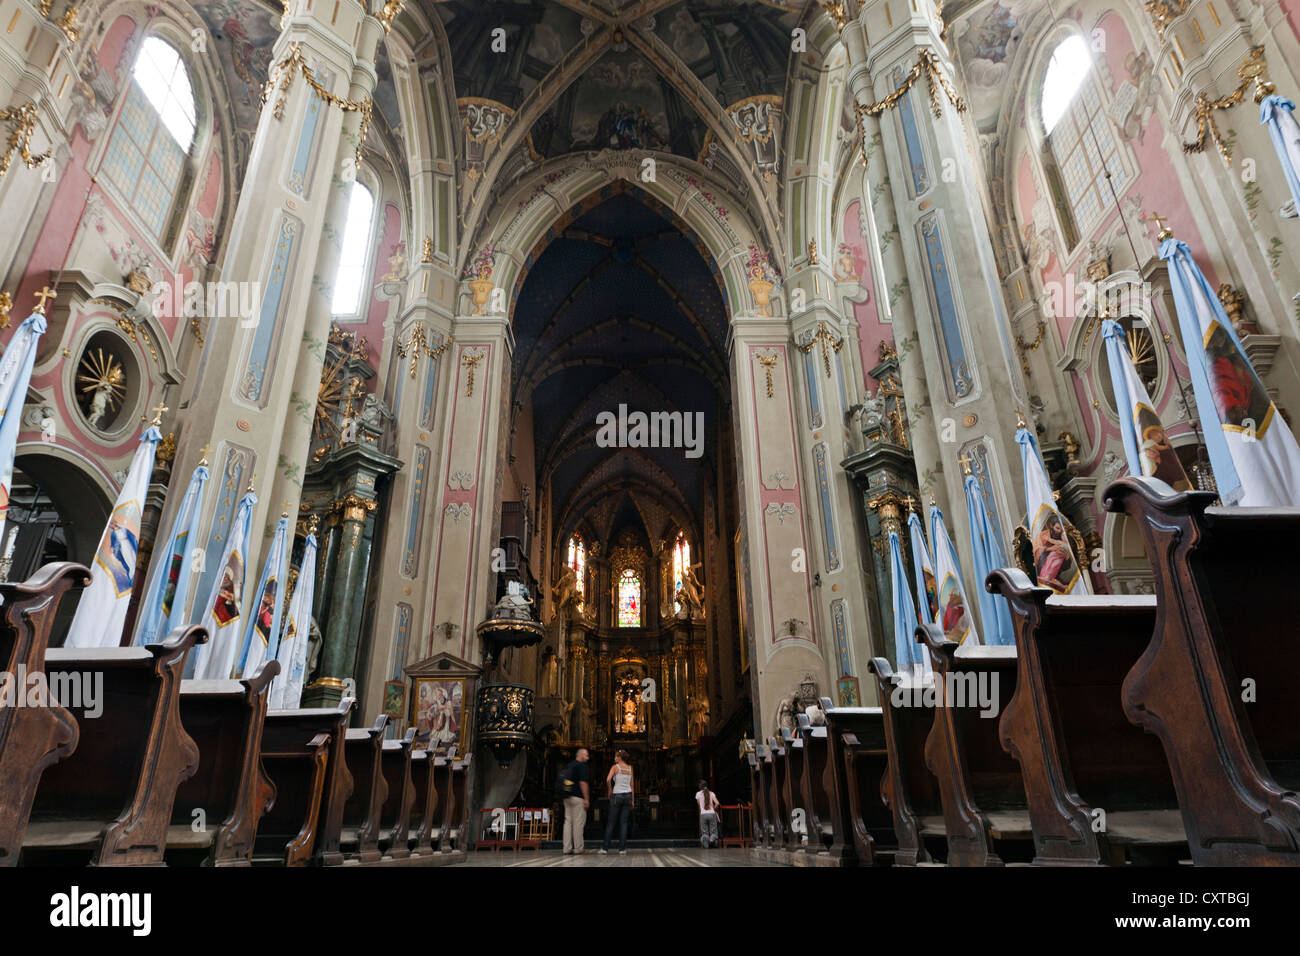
167, 661, 279, 866
823, 696, 895, 865
256, 699, 354, 866
795, 712, 834, 853
0, 563, 90, 866
23, 626, 204, 865
340, 714, 389, 862
990, 567, 1187, 865
868, 657, 945, 865
378, 728, 418, 860
779, 727, 808, 849
746, 751, 768, 847
918, 623, 1032, 866
755, 743, 780, 847
1104, 476, 1300, 865
440, 753, 472, 852
767, 736, 792, 850
409, 744, 446, 856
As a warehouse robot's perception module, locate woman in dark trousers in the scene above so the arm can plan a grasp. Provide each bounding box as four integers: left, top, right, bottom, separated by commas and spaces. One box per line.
600, 750, 635, 854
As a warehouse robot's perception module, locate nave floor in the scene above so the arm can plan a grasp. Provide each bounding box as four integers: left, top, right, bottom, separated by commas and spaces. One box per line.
453, 848, 766, 867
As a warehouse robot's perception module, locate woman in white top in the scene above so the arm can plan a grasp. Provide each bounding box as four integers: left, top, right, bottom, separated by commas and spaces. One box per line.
695, 779, 720, 848
601, 750, 635, 854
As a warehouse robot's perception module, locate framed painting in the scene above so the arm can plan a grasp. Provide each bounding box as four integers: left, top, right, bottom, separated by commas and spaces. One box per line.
837, 675, 861, 708
383, 680, 406, 721
412, 675, 468, 754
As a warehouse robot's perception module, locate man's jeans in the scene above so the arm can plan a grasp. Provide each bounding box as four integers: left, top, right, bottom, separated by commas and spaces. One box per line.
563, 796, 586, 853
699, 810, 719, 847
604, 793, 633, 851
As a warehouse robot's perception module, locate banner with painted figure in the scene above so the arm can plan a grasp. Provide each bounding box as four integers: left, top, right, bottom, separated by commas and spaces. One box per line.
236, 513, 290, 681
269, 529, 317, 710
964, 472, 1013, 646
929, 502, 978, 645
65, 426, 161, 649
0, 311, 47, 544
191, 491, 256, 680
906, 509, 939, 625
1015, 426, 1090, 595
133, 461, 209, 645
1161, 238, 1300, 506
888, 528, 929, 676
1101, 319, 1192, 492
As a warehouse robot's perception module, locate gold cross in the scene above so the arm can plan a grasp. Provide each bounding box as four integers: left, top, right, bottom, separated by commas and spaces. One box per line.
282, 499, 292, 519
198, 442, 214, 466
958, 453, 973, 476
246, 473, 257, 494
32, 286, 57, 314
1149, 211, 1173, 241
1015, 407, 1027, 429
149, 401, 169, 427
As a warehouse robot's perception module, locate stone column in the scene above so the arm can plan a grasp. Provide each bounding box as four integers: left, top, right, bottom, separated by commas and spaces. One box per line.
840, 1, 1027, 586
307, 492, 375, 704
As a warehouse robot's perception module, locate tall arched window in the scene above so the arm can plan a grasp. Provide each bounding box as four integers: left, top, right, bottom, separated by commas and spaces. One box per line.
617, 569, 641, 627
671, 533, 690, 612
101, 36, 197, 241
566, 534, 586, 607
332, 181, 375, 316
1039, 34, 1126, 249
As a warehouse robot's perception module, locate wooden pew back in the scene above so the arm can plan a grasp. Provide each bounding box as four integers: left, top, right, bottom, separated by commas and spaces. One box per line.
341, 714, 390, 862
868, 658, 942, 865
379, 728, 418, 860
823, 697, 894, 865
795, 713, 833, 852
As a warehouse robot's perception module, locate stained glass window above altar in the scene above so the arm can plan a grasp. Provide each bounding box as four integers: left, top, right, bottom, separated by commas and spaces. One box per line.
671, 533, 690, 613
567, 535, 586, 604
618, 568, 641, 627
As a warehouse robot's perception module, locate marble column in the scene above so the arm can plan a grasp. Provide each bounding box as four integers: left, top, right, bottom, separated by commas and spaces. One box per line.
307, 492, 376, 705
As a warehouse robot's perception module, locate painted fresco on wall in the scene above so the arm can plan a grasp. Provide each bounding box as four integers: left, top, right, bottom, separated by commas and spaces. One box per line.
195, 0, 279, 129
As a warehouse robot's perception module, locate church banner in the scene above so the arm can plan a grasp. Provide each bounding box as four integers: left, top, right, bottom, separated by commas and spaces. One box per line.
1016, 427, 1089, 595
235, 513, 290, 680
0, 311, 47, 546
888, 528, 928, 676
1102, 319, 1191, 492
964, 473, 1013, 645
929, 502, 978, 645
269, 529, 317, 710
1161, 238, 1300, 506
133, 462, 209, 646
191, 491, 256, 680
65, 426, 162, 649
1261, 94, 1300, 212
906, 510, 939, 628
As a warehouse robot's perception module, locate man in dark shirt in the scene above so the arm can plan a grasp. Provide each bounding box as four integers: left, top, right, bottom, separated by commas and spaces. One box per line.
560, 747, 591, 855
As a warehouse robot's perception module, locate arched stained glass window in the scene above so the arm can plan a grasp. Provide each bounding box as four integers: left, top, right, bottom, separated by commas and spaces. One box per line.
567, 534, 586, 606
617, 569, 641, 627
101, 36, 197, 240
332, 181, 375, 316
671, 533, 690, 612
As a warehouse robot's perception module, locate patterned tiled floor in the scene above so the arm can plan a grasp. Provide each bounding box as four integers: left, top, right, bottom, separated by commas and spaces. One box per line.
454, 848, 765, 867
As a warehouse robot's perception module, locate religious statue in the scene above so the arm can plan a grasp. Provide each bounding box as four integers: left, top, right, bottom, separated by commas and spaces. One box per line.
552, 564, 580, 622
686, 694, 710, 739
676, 565, 705, 619
856, 392, 887, 442
491, 580, 535, 621
76, 348, 126, 430
775, 695, 796, 734
358, 393, 394, 434
305, 616, 324, 682
560, 699, 575, 739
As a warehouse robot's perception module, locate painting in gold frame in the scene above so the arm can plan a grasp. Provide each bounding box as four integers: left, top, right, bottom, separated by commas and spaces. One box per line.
411, 675, 468, 754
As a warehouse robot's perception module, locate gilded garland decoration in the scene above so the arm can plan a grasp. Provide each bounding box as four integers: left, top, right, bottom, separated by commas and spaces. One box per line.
0, 102, 52, 178
1182, 47, 1273, 166
856, 48, 967, 121
261, 42, 373, 166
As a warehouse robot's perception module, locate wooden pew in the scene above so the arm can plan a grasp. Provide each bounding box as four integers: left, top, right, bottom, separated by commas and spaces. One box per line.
990, 568, 1187, 865
340, 714, 390, 862
868, 657, 944, 865
823, 696, 895, 866
168, 661, 279, 866
795, 712, 834, 853
767, 736, 791, 850
427, 746, 456, 852
746, 751, 769, 847
440, 753, 472, 852
1104, 476, 1300, 865
378, 728, 418, 860
410, 746, 446, 856
0, 563, 91, 866
918, 623, 1032, 866
257, 699, 355, 866
23, 626, 203, 865
779, 727, 807, 849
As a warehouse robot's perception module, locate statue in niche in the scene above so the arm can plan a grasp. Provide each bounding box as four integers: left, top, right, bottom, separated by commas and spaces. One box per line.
542, 649, 559, 696
676, 565, 705, 619
358, 393, 394, 435
775, 695, 796, 734
686, 694, 710, 739
552, 564, 580, 622
560, 700, 575, 739
76, 348, 126, 430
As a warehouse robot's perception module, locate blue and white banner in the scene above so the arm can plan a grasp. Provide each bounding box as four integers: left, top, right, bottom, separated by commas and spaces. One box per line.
929, 502, 978, 645
887, 528, 928, 677
191, 491, 256, 680
964, 474, 1013, 646
1261, 94, 1300, 211
65, 426, 161, 648
906, 510, 939, 627
269, 530, 317, 709
133, 462, 209, 646
1016, 427, 1089, 595
1161, 238, 1300, 506
0, 312, 47, 544
1101, 319, 1192, 492
235, 513, 290, 680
